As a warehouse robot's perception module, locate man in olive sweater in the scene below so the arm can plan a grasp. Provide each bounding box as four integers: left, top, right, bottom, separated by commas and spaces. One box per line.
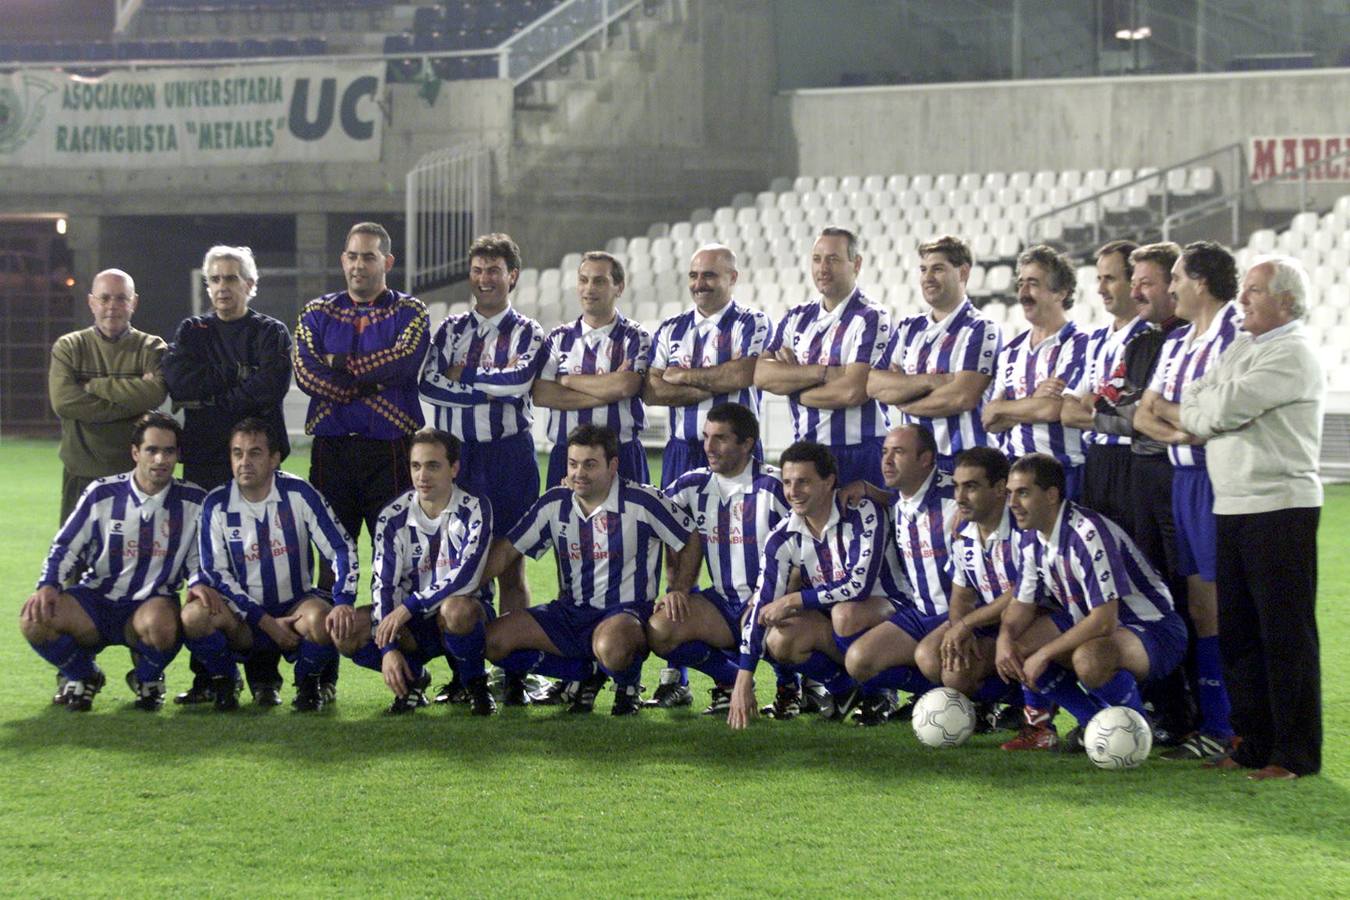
49, 269, 168, 521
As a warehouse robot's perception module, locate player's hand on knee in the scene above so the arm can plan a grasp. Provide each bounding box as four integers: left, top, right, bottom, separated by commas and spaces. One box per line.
263, 614, 302, 651
326, 604, 357, 642
187, 583, 225, 618
21, 585, 61, 624
656, 591, 690, 623
381, 649, 412, 696
994, 638, 1024, 684
1021, 650, 1049, 688
375, 604, 410, 649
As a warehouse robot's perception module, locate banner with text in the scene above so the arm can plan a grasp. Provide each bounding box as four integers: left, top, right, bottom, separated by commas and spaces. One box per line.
0, 61, 385, 168
1249, 135, 1350, 183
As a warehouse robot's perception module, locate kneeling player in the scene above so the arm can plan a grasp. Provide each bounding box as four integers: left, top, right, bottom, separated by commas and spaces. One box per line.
728, 441, 890, 729
20, 413, 206, 712
329, 429, 495, 714
183, 419, 357, 712
995, 453, 1186, 750
653, 402, 788, 714
481, 424, 696, 715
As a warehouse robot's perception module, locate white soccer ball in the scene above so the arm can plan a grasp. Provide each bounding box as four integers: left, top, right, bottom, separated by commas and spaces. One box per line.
910, 687, 976, 748
1084, 706, 1153, 769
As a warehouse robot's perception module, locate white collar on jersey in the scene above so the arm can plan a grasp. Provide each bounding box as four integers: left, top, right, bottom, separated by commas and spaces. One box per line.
895, 467, 937, 519
228, 475, 281, 511
1183, 299, 1240, 349
692, 299, 734, 333
409, 486, 460, 530
471, 305, 511, 334
811, 289, 858, 329
922, 297, 973, 334
1034, 500, 1070, 560
958, 505, 1014, 549
573, 476, 623, 521
580, 313, 620, 343
127, 471, 170, 517
711, 461, 756, 502
785, 491, 842, 539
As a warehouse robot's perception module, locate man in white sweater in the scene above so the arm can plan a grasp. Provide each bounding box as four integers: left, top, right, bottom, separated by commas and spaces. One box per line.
1179, 254, 1324, 781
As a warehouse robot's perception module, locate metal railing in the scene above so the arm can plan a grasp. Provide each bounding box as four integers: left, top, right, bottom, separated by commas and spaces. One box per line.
1161, 145, 1350, 242
404, 143, 492, 295
1026, 143, 1245, 256
496, 0, 642, 85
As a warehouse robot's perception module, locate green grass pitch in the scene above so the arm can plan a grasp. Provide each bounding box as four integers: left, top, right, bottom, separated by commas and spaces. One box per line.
0, 438, 1345, 897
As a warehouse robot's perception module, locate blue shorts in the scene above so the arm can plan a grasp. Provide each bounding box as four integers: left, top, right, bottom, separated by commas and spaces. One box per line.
527, 598, 650, 659
1046, 607, 1186, 684
830, 437, 884, 488
1171, 467, 1216, 581
691, 586, 746, 635
887, 606, 947, 642
458, 431, 540, 538
1063, 463, 1085, 504
546, 437, 649, 492
69, 587, 169, 648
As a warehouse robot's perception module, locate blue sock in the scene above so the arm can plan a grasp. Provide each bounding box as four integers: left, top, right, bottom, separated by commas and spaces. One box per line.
1035, 665, 1103, 725
1194, 635, 1234, 739
863, 666, 932, 695
295, 640, 337, 681
1089, 669, 1145, 716
442, 622, 486, 682
675, 665, 689, 687
184, 631, 235, 678
600, 655, 645, 689
31, 634, 97, 680
772, 663, 800, 689
349, 641, 382, 672
666, 641, 739, 686
1021, 686, 1055, 725
134, 640, 179, 682
499, 649, 594, 682
795, 651, 856, 695
972, 677, 1009, 704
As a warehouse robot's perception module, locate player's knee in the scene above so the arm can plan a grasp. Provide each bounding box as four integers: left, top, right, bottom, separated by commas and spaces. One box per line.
1072, 642, 1113, 688
941, 670, 980, 696
483, 621, 510, 662
830, 605, 867, 639
843, 641, 877, 682
914, 641, 941, 683
19, 614, 52, 644
303, 609, 332, 645
644, 614, 679, 656
140, 615, 179, 652
439, 597, 482, 635
334, 632, 365, 657
179, 600, 212, 638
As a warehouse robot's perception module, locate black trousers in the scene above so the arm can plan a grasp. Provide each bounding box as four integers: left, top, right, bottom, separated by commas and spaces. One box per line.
1216, 506, 1322, 775
310, 434, 414, 547
183, 461, 234, 493
1082, 443, 1134, 534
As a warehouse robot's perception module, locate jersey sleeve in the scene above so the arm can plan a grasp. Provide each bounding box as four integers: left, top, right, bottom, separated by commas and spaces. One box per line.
370, 510, 406, 621
37, 482, 103, 589
507, 492, 558, 560
463, 318, 545, 399
742, 310, 773, 357
420, 318, 490, 408
843, 307, 891, 366
636, 486, 694, 551
1014, 536, 1042, 605
1069, 517, 1130, 610
738, 523, 794, 670
299, 483, 359, 606
800, 499, 885, 610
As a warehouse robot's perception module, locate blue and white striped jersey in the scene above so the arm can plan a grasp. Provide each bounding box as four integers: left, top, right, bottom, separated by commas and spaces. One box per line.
765, 288, 892, 445
891, 469, 961, 616
1015, 502, 1174, 626
993, 322, 1090, 465
1064, 316, 1148, 447
39, 473, 205, 603
739, 495, 887, 670
1148, 301, 1241, 468
370, 487, 493, 623
664, 459, 789, 609
537, 314, 650, 444
881, 299, 1002, 456
950, 507, 1023, 607
199, 471, 358, 624
507, 478, 694, 609
420, 305, 545, 443
650, 300, 772, 441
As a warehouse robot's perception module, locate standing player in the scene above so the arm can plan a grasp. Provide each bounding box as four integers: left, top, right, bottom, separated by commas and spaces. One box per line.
867, 235, 1001, 472
20, 413, 205, 712
754, 227, 892, 487
728, 442, 889, 730
1133, 241, 1242, 761
329, 430, 494, 715
982, 246, 1089, 499
1059, 240, 1148, 529
183, 419, 358, 712
420, 234, 545, 705
534, 251, 651, 487
477, 425, 696, 715
995, 454, 1187, 749
653, 402, 788, 714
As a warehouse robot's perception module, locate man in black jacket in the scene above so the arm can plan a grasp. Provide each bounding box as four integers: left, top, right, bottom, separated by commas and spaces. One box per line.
163, 245, 292, 491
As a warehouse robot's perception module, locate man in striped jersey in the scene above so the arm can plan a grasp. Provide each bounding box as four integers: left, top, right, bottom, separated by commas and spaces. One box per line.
534, 251, 651, 487
755, 227, 892, 487
21, 412, 206, 712
480, 425, 697, 715
654, 402, 789, 714
646, 245, 772, 484
183, 418, 358, 712
728, 441, 889, 729
329, 430, 494, 715
420, 234, 545, 697
982, 245, 1090, 500
843, 425, 959, 725
867, 235, 1001, 472
996, 454, 1187, 751
1060, 240, 1149, 530
1134, 241, 1242, 762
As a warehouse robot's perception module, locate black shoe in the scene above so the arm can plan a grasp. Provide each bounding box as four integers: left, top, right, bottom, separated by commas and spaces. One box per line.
60, 669, 106, 713
611, 684, 643, 716
567, 672, 607, 713
211, 675, 241, 711
174, 671, 215, 705
530, 679, 575, 706
52, 674, 70, 705
292, 675, 324, 712
467, 675, 497, 716
761, 682, 803, 720
126, 671, 166, 712
702, 685, 732, 716
993, 703, 1025, 732
252, 684, 283, 707
503, 673, 531, 707
800, 678, 830, 714
644, 670, 694, 708
319, 682, 337, 705
1059, 724, 1087, 754
386, 688, 430, 715
826, 686, 864, 722
434, 674, 469, 704
856, 691, 897, 727
243, 651, 282, 698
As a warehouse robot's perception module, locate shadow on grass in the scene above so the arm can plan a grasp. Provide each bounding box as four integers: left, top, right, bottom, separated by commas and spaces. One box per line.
3, 697, 1346, 854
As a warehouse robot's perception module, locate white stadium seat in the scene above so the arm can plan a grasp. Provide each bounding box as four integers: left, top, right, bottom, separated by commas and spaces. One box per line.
732, 191, 755, 209
769, 176, 793, 193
